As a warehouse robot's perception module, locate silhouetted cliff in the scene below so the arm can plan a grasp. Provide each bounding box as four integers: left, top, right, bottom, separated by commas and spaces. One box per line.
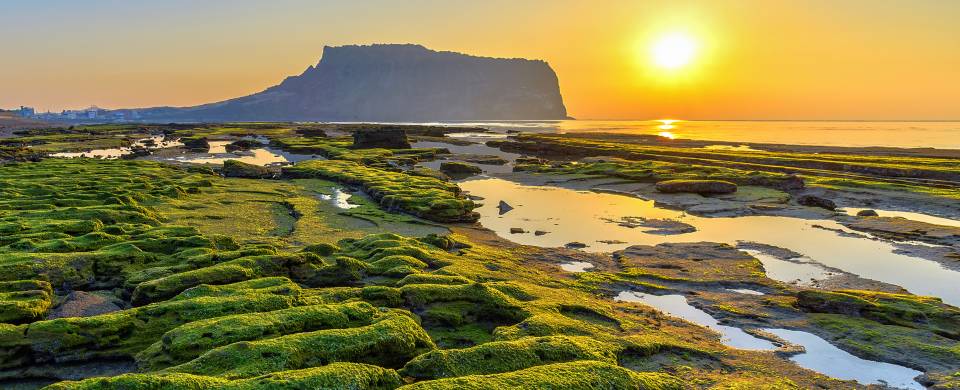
136, 44, 568, 121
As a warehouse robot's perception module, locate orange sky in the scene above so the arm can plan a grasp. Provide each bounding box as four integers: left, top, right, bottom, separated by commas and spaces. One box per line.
2, 0, 958, 120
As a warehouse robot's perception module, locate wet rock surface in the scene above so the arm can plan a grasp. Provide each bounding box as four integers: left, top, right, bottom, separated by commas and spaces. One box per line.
797, 194, 837, 210
48, 291, 124, 319
439, 161, 482, 177
655, 179, 738, 195
352, 127, 411, 149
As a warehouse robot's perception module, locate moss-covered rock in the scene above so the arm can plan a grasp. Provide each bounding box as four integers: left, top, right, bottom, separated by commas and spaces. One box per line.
399, 360, 681, 390
400, 335, 619, 379
165, 313, 435, 378
0, 280, 52, 323
221, 160, 272, 179
283, 160, 478, 223
0, 280, 301, 369
439, 162, 482, 178
655, 179, 737, 194
137, 301, 383, 370
797, 290, 960, 338
43, 363, 402, 390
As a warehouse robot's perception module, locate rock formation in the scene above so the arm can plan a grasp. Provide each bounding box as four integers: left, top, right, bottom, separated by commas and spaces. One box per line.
132, 44, 568, 122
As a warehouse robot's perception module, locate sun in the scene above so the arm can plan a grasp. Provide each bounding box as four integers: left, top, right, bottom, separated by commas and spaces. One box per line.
650, 33, 698, 70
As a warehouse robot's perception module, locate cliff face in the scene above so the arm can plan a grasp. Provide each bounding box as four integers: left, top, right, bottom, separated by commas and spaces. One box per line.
141, 44, 568, 121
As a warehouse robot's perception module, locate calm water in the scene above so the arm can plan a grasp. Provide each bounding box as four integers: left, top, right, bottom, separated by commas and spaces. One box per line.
388, 120, 960, 149
460, 178, 960, 305
615, 291, 923, 389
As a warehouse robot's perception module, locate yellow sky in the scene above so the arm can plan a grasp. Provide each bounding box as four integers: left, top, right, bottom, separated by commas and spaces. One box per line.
2, 0, 958, 120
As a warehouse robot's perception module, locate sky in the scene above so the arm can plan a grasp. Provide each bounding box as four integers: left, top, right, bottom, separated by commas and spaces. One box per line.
2, 0, 958, 120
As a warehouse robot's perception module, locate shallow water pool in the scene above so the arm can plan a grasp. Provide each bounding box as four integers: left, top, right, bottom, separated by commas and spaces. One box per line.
462, 178, 960, 305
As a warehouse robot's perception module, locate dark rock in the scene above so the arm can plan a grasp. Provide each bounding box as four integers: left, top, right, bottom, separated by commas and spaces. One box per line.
294, 127, 328, 137
856, 209, 879, 217
224, 139, 260, 152
534, 230, 549, 236
565, 242, 588, 249
222, 159, 272, 179
510, 227, 526, 234
497, 200, 514, 215
48, 291, 123, 319
654, 179, 738, 195
181, 137, 210, 152
353, 127, 411, 149
797, 194, 836, 210
439, 162, 482, 177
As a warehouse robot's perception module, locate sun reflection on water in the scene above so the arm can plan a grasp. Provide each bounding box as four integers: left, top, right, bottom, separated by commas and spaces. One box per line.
656, 119, 678, 139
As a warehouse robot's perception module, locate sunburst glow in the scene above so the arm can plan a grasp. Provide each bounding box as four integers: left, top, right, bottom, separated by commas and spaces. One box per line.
651, 33, 697, 70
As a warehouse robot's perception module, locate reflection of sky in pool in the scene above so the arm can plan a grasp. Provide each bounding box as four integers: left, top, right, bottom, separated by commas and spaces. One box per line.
462, 178, 960, 305
616, 291, 924, 389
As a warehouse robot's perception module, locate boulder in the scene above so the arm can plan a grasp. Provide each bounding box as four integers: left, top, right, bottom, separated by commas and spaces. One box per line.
565, 242, 588, 249
440, 162, 482, 177
224, 139, 260, 152
181, 137, 210, 152
222, 160, 272, 179
47, 291, 123, 319
353, 127, 411, 149
856, 209, 879, 217
654, 180, 737, 195
797, 194, 836, 210
510, 228, 526, 234
497, 200, 514, 215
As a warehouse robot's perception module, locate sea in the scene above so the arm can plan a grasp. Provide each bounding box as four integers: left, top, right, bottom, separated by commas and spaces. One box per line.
387, 120, 960, 150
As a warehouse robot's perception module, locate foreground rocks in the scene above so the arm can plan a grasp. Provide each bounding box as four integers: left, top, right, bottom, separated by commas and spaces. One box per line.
797, 194, 837, 210
439, 162, 482, 177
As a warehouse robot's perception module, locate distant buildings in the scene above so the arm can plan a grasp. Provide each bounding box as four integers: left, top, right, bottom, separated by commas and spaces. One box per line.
12, 105, 139, 123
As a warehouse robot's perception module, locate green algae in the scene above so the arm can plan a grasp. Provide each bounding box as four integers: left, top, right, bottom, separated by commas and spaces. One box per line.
400, 335, 619, 379
136, 301, 383, 370
44, 362, 402, 390
0, 280, 52, 323
283, 160, 478, 223
399, 360, 682, 390
797, 289, 960, 338
165, 313, 435, 379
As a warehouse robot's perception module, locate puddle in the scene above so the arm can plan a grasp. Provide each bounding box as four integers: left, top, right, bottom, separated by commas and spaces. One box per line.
319, 188, 359, 209
740, 250, 835, 287
171, 148, 292, 166
559, 261, 594, 272
763, 328, 924, 390
50, 136, 182, 159
615, 291, 776, 350
616, 291, 923, 388
725, 288, 765, 295
462, 178, 960, 305
411, 141, 522, 175
843, 207, 960, 228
